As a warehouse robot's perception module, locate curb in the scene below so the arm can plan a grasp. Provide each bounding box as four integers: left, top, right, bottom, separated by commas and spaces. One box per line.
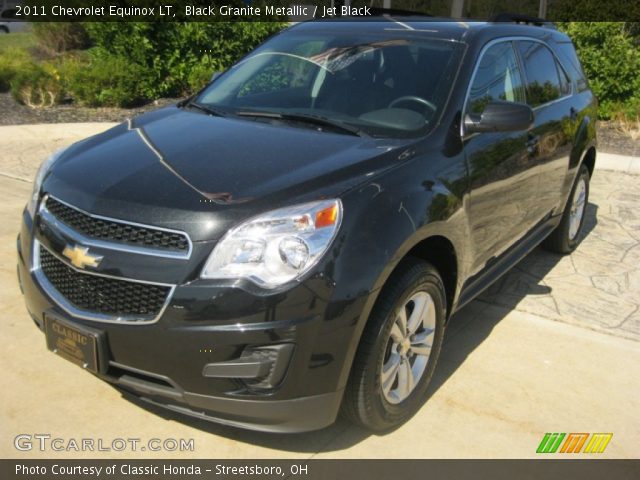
596, 152, 640, 174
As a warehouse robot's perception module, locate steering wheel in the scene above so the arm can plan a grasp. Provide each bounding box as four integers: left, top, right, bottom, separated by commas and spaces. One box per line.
389, 96, 437, 115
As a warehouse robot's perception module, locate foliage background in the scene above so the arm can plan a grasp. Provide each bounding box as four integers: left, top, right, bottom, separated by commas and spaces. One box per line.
557, 22, 640, 119
1, 21, 285, 107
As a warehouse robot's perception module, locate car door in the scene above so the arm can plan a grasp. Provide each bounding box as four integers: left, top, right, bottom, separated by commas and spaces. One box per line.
463, 40, 539, 272
515, 40, 574, 220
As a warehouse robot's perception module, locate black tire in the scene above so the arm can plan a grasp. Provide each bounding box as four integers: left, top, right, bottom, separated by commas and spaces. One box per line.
542, 164, 590, 254
342, 258, 446, 431
0, 27, 9, 34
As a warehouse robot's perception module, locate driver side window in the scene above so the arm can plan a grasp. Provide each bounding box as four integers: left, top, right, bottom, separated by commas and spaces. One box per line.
467, 42, 526, 114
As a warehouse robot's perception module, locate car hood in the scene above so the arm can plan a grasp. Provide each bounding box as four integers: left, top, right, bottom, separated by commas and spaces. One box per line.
44, 106, 410, 241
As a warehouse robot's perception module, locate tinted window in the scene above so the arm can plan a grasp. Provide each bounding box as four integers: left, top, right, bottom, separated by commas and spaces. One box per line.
557, 62, 571, 96
516, 41, 562, 107
467, 42, 526, 114
556, 41, 588, 92
197, 31, 463, 138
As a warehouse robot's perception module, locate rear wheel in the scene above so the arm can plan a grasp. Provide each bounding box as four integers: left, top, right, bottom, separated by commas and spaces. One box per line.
343, 258, 446, 431
543, 164, 590, 254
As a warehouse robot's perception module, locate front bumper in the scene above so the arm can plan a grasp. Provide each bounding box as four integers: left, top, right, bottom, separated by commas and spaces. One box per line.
16, 210, 366, 432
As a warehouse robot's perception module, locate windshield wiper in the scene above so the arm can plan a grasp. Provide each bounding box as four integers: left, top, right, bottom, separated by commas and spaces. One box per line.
184, 101, 227, 117
235, 111, 368, 137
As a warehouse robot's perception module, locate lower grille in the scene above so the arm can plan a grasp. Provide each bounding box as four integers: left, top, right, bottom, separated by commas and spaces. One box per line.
39, 246, 171, 319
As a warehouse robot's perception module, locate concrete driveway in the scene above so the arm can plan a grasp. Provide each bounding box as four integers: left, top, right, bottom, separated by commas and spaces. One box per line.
1, 124, 639, 459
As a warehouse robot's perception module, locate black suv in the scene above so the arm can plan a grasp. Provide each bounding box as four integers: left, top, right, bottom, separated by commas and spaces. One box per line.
17, 18, 596, 432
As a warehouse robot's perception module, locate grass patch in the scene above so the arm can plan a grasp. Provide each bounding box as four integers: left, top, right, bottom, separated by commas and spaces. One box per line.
0, 32, 36, 53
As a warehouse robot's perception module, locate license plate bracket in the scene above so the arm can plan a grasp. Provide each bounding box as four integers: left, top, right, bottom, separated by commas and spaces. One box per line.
44, 315, 102, 374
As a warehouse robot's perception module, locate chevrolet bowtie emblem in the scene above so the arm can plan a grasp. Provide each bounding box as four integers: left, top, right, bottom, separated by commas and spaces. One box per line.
62, 245, 103, 269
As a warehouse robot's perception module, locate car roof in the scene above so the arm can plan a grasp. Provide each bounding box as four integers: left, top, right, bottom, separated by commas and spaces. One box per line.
290, 18, 571, 45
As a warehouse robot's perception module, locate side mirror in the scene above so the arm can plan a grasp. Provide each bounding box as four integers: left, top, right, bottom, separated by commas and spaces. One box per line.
464, 101, 534, 134
210, 71, 222, 82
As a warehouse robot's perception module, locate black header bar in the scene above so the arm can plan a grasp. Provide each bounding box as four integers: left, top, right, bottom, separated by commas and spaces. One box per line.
2, 0, 639, 22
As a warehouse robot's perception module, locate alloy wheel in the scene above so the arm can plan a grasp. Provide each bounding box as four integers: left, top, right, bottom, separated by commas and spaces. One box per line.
380, 291, 436, 404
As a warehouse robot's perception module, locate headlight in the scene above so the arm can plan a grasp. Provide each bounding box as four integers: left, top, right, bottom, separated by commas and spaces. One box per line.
26, 148, 66, 218
201, 199, 342, 289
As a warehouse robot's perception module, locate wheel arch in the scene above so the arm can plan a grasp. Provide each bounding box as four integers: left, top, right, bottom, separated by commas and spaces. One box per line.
582, 145, 596, 177
404, 235, 458, 320
368, 233, 460, 323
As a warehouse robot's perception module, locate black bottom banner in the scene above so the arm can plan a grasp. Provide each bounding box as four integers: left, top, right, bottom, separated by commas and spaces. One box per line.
2, 459, 639, 480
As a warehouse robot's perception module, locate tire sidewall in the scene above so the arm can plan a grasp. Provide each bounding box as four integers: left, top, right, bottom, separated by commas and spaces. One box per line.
365, 266, 446, 428
563, 166, 590, 251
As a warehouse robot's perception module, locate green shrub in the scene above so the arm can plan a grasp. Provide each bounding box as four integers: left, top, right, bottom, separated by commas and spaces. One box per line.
83, 22, 286, 99
31, 23, 91, 55
2, 21, 285, 109
559, 22, 640, 119
186, 60, 217, 94
610, 98, 640, 121
10, 62, 64, 107
0, 48, 32, 92
64, 55, 150, 107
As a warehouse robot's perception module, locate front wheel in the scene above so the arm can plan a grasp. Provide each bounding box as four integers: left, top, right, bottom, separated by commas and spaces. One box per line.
342, 258, 446, 431
543, 164, 590, 254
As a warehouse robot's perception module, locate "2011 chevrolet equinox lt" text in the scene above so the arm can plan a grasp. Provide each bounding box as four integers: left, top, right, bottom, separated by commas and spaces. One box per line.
17, 16, 597, 432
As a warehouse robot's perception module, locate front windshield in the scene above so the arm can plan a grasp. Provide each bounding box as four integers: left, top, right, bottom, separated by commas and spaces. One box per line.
195, 28, 463, 138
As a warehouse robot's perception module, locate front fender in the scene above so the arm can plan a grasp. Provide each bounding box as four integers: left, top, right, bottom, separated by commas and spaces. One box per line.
327, 153, 468, 390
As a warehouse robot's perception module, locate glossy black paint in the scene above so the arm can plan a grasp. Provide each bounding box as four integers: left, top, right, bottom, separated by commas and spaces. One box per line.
464, 101, 534, 133
18, 20, 597, 432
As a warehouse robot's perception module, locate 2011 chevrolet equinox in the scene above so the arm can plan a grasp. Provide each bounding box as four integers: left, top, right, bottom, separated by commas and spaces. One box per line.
17, 17, 596, 432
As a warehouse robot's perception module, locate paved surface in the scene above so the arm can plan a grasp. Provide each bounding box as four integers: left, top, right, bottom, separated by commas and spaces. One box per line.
480, 169, 640, 342
0, 123, 117, 182
0, 124, 638, 459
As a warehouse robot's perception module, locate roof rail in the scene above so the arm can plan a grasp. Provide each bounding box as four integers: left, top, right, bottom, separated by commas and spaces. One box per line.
490, 12, 557, 29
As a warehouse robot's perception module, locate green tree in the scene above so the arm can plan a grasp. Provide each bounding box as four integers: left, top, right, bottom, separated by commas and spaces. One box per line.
558, 22, 640, 119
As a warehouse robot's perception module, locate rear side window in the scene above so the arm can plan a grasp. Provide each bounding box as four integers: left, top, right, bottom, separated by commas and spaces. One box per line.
556, 41, 589, 92
516, 41, 563, 107
467, 42, 526, 114
557, 63, 571, 96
